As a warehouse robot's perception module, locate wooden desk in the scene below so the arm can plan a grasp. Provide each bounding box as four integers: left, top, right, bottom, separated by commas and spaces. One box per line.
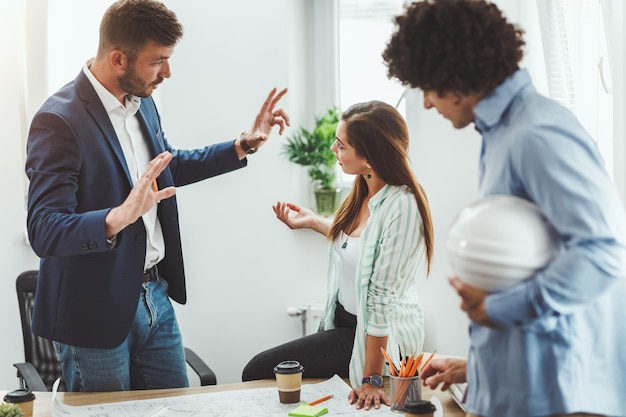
4, 378, 464, 416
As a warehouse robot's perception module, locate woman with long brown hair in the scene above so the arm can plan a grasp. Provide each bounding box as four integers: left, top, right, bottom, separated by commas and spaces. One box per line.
242, 101, 433, 410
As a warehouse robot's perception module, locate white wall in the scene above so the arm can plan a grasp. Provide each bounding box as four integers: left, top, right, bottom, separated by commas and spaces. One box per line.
406, 88, 479, 356
159, 0, 331, 384
0, 0, 45, 390
1, 0, 624, 390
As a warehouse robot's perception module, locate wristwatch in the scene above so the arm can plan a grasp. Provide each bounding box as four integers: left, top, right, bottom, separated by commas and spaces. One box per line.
362, 375, 384, 388
105, 235, 117, 249
239, 131, 258, 154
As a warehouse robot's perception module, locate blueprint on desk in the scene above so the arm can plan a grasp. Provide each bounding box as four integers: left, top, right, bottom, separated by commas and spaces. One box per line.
51, 375, 442, 417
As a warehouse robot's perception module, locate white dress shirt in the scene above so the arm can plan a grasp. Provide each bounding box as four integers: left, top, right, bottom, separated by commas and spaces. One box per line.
83, 64, 165, 270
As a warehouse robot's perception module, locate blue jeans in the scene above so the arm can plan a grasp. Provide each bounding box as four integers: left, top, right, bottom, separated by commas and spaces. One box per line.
54, 279, 189, 392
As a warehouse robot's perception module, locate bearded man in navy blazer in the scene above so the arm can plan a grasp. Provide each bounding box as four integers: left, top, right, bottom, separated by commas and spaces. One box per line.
25, 0, 289, 392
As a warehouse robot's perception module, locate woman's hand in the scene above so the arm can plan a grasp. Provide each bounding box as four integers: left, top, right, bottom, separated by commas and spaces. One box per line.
272, 201, 331, 235
273, 201, 313, 229
348, 383, 389, 410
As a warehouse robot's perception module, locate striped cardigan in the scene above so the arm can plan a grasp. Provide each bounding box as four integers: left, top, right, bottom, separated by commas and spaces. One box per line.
320, 184, 427, 387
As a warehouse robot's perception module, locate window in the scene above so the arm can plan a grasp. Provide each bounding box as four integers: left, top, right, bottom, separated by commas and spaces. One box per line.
336, 0, 407, 187
338, 0, 406, 112
537, 0, 614, 176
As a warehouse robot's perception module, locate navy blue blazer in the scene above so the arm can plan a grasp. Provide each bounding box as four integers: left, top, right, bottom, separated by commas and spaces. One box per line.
26, 70, 246, 348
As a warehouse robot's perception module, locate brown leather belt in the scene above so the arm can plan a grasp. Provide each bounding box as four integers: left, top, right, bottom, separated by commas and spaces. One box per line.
143, 266, 159, 283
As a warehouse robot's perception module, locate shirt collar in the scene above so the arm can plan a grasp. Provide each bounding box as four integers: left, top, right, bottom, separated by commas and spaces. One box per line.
82, 62, 141, 116
474, 69, 532, 133
367, 184, 395, 209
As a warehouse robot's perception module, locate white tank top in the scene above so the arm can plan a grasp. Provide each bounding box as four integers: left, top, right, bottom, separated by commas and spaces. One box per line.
335, 231, 361, 315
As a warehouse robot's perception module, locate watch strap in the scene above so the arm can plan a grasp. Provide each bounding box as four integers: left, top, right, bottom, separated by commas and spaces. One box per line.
239, 131, 258, 154
362, 375, 384, 388
106, 234, 117, 249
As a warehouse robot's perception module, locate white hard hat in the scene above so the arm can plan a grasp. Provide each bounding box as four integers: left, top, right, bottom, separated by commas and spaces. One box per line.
446, 195, 558, 292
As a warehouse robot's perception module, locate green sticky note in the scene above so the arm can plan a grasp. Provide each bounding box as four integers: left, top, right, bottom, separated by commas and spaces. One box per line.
288, 403, 329, 417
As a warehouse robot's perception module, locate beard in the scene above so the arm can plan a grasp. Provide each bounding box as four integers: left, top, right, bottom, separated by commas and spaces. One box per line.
118, 64, 162, 98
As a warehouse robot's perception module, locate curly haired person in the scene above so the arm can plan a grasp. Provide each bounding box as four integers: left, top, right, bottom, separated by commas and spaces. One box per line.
383, 1, 626, 417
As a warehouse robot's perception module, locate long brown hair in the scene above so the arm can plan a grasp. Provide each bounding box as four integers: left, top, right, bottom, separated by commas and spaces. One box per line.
328, 101, 433, 274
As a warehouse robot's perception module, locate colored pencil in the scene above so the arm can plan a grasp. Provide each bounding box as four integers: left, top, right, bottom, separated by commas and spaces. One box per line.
421, 351, 436, 372
308, 394, 333, 406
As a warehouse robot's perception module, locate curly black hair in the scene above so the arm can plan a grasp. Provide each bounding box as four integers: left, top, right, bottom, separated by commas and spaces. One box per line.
383, 0, 525, 96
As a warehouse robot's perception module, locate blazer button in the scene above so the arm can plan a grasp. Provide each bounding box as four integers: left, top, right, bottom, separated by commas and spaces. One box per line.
81, 242, 88, 251
87, 241, 97, 250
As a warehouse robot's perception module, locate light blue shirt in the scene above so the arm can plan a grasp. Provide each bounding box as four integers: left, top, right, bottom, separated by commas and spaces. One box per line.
467, 69, 626, 417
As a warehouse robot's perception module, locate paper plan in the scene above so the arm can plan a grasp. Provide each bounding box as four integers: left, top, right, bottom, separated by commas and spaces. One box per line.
51, 375, 419, 417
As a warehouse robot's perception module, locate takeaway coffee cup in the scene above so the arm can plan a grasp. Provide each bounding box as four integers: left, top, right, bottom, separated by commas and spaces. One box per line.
3, 388, 36, 417
273, 360, 304, 403
403, 399, 437, 417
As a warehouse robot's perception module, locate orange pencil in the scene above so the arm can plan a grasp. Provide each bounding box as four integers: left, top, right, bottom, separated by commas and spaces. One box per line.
403, 356, 414, 377
152, 179, 158, 192
421, 351, 436, 372
380, 347, 398, 376
415, 352, 424, 367
409, 353, 422, 376
399, 356, 409, 376
308, 394, 333, 406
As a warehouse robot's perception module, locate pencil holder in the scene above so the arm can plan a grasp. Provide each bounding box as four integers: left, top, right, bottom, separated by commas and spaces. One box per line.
389, 375, 421, 412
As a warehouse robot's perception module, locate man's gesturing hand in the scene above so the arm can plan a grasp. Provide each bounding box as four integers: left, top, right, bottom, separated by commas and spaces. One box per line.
105, 151, 176, 238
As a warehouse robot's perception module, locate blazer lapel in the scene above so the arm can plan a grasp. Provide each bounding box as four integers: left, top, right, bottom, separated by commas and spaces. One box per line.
75, 71, 133, 186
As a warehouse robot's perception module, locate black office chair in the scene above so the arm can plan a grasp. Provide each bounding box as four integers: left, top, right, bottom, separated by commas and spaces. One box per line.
13, 270, 217, 391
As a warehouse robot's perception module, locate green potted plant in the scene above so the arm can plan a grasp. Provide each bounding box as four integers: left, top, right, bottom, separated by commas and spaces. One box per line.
283, 107, 340, 216
0, 402, 25, 417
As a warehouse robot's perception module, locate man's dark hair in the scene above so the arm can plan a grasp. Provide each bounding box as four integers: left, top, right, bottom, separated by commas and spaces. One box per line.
98, 0, 183, 62
383, 0, 525, 96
